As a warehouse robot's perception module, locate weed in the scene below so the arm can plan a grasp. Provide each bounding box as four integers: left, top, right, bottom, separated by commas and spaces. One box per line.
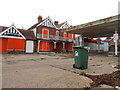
79, 71, 86, 76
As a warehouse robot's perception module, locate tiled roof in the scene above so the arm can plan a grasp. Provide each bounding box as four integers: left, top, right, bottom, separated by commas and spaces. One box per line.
28, 17, 67, 30
28, 17, 47, 30
0, 26, 35, 40
28, 22, 40, 30
0, 26, 8, 33
18, 29, 36, 40
56, 22, 66, 28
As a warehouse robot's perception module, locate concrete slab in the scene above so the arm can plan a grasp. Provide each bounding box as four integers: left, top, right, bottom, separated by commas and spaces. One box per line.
2, 53, 119, 88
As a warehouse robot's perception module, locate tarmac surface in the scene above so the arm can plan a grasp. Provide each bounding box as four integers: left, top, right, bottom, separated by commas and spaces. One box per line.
1, 53, 119, 88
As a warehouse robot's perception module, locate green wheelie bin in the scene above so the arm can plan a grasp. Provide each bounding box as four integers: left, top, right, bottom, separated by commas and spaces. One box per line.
73, 46, 88, 70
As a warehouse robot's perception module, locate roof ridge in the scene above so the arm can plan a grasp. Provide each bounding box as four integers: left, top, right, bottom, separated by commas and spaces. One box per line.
28, 16, 49, 30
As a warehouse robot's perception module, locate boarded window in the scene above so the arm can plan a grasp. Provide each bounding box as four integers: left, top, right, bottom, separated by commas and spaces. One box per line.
7, 38, 25, 51
0, 38, 8, 53
42, 29, 49, 39
68, 33, 73, 40
39, 41, 51, 51
68, 43, 73, 51
63, 32, 67, 41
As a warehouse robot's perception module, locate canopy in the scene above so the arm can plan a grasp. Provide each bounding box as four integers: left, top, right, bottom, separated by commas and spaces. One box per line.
63, 15, 120, 38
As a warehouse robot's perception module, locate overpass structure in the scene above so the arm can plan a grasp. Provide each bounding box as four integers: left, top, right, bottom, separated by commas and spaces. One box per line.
63, 15, 120, 56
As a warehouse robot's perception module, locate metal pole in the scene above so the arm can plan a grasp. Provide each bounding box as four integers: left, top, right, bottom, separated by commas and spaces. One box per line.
115, 40, 118, 56
114, 30, 118, 56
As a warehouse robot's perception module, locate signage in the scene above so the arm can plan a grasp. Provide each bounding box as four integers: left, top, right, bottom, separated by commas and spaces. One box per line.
75, 51, 78, 56
113, 33, 118, 42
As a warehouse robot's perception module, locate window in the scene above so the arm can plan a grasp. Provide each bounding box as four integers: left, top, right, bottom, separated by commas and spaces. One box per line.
42, 29, 49, 39
63, 32, 67, 41
68, 33, 73, 40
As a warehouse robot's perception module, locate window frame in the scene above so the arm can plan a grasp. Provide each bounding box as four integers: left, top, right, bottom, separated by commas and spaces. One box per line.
42, 29, 49, 39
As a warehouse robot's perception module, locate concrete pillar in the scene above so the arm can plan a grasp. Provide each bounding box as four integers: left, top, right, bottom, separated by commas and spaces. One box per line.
97, 38, 101, 53
54, 42, 56, 49
79, 35, 83, 46
76, 36, 79, 46
75, 35, 84, 46
63, 42, 65, 49
62, 42, 66, 52
37, 40, 40, 53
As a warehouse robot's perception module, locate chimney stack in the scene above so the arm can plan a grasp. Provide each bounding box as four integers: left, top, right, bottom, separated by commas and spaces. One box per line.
54, 21, 58, 26
0, 26, 2, 31
38, 16, 42, 23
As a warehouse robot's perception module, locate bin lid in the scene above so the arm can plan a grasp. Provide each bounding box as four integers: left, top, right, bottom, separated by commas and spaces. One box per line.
73, 46, 85, 48
73, 46, 88, 51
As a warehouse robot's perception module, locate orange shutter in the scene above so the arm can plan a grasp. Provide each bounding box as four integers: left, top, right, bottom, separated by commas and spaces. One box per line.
7, 38, 25, 51
68, 43, 73, 51
73, 34, 76, 40
68, 33, 73, 39
0, 38, 8, 53
63, 33, 67, 41
40, 41, 51, 51
43, 29, 49, 38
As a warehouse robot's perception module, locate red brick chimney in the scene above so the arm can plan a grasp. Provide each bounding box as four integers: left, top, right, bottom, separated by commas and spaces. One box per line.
54, 21, 58, 26
38, 16, 42, 23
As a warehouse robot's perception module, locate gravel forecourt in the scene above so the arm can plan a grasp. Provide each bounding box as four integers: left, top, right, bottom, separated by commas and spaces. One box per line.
2, 53, 118, 89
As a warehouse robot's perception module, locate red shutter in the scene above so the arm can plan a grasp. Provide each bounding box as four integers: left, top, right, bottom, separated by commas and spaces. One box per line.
40, 41, 51, 51
0, 38, 8, 53
68, 33, 73, 40
63, 32, 67, 41
43, 29, 49, 38
68, 43, 73, 51
7, 38, 25, 51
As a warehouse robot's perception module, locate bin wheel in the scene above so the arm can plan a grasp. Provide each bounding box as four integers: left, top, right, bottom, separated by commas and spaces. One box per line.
80, 66, 85, 70
73, 64, 75, 68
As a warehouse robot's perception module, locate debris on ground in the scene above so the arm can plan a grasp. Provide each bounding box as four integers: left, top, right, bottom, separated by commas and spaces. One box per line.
84, 70, 120, 88
114, 65, 120, 69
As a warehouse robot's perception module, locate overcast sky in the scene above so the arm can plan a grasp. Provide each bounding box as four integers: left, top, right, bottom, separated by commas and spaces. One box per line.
0, 0, 119, 29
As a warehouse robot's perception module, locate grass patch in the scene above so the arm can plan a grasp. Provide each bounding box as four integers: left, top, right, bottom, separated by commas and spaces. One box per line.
79, 71, 86, 76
